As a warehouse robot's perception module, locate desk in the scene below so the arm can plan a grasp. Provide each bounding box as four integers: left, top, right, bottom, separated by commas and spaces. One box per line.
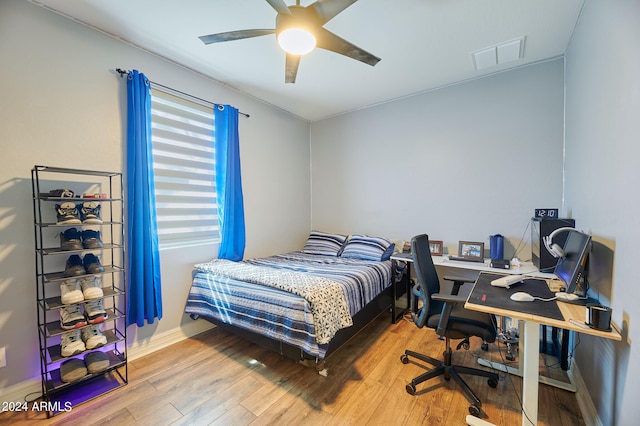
392, 253, 568, 366
390, 253, 556, 328
465, 272, 621, 426
391, 252, 550, 276
433, 255, 545, 276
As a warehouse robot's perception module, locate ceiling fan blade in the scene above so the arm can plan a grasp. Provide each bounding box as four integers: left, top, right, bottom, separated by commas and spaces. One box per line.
266, 0, 292, 15
199, 29, 275, 45
285, 53, 301, 84
315, 28, 380, 66
309, 0, 358, 24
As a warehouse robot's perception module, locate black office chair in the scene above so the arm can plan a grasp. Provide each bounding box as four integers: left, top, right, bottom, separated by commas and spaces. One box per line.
400, 234, 499, 417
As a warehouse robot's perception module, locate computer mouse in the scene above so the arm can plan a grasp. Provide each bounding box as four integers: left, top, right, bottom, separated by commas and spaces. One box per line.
555, 292, 580, 301
510, 292, 536, 302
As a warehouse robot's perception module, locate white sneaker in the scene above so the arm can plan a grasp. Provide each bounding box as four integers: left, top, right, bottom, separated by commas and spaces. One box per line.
56, 202, 81, 225
60, 305, 87, 330
60, 280, 84, 305
61, 330, 86, 357
84, 299, 107, 324
80, 202, 102, 224
81, 276, 104, 300
81, 325, 107, 349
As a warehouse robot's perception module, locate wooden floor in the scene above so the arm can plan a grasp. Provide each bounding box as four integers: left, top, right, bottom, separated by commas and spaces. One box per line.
1, 314, 585, 426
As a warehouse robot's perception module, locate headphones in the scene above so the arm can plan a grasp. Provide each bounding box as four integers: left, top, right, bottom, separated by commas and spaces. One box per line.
543, 227, 578, 258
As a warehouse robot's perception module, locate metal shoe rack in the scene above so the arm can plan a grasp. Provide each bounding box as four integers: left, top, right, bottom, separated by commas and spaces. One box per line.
31, 165, 127, 417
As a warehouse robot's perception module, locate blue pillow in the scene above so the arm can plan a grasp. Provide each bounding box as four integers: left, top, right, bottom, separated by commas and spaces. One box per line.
341, 234, 394, 261
301, 231, 348, 256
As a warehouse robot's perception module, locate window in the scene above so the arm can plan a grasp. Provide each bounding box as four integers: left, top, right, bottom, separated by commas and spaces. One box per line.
150, 88, 220, 247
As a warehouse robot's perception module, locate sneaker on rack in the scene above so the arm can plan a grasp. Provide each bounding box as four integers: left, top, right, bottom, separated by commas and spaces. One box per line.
63, 254, 86, 277
81, 325, 107, 349
83, 253, 105, 274
60, 358, 87, 383
60, 279, 84, 305
84, 299, 108, 324
56, 202, 81, 225
81, 229, 104, 249
80, 276, 104, 300
60, 227, 83, 251
60, 304, 88, 330
48, 189, 75, 198
84, 351, 110, 374
80, 201, 102, 224
60, 329, 86, 357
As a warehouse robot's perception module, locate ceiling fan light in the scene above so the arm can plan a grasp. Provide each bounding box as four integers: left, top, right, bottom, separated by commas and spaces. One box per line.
277, 28, 316, 55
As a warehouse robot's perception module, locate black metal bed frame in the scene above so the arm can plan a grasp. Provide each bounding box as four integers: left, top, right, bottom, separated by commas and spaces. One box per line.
190, 274, 404, 371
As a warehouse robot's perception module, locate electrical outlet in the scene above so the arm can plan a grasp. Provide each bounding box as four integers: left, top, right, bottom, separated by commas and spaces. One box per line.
0, 346, 6, 367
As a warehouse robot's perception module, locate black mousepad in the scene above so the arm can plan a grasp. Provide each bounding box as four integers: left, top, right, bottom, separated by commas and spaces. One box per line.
468, 272, 564, 321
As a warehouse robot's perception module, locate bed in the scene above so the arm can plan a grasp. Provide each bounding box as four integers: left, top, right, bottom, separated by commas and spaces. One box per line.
184, 231, 399, 371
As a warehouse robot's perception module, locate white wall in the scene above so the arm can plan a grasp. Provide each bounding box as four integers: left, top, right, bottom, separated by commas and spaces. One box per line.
310, 60, 565, 258
0, 0, 310, 391
564, 0, 640, 423
4, 2, 637, 423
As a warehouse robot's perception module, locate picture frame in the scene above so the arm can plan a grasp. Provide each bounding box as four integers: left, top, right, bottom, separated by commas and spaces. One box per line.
458, 241, 485, 261
429, 240, 443, 256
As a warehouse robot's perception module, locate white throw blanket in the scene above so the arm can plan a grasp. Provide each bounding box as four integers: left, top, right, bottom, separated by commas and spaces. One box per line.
195, 259, 353, 344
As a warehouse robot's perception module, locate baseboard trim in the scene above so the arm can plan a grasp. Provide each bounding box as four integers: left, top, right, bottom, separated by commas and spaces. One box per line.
570, 362, 602, 426
0, 377, 42, 405
0, 320, 214, 405
127, 319, 214, 361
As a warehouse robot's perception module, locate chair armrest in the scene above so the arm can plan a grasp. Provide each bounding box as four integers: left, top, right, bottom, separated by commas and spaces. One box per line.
432, 293, 468, 335
442, 275, 475, 284
431, 293, 467, 304
443, 275, 476, 295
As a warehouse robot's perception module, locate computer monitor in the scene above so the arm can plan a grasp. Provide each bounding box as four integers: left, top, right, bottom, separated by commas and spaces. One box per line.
553, 230, 592, 296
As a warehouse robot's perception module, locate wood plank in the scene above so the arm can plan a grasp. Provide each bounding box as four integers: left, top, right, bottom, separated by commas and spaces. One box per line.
0, 313, 586, 426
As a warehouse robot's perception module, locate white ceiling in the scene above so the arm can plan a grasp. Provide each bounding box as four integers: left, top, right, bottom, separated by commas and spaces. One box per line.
31, 0, 584, 122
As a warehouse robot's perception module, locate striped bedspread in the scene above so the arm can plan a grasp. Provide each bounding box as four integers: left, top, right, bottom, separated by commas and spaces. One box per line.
185, 251, 392, 359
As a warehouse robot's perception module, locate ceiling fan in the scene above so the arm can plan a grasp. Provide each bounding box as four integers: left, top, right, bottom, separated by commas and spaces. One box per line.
199, 0, 381, 83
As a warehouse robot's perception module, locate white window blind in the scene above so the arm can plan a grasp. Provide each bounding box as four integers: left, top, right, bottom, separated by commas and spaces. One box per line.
150, 88, 220, 247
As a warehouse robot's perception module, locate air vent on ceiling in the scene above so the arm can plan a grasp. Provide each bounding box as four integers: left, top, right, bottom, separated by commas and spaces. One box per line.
472, 36, 525, 71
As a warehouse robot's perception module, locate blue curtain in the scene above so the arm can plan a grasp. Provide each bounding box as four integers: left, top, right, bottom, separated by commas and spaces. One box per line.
126, 70, 163, 326
215, 105, 246, 261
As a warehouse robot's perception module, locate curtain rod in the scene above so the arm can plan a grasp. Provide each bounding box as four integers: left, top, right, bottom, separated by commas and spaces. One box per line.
115, 68, 250, 118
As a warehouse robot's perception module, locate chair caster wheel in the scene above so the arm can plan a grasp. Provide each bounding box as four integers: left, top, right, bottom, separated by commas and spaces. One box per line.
400, 354, 409, 364
481, 342, 489, 351
468, 404, 481, 417
488, 378, 498, 388
406, 383, 416, 395
456, 339, 471, 350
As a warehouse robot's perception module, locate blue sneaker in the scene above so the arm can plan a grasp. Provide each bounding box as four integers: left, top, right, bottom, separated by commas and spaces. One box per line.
81, 230, 104, 249
83, 253, 105, 274
64, 255, 86, 277
80, 202, 102, 224
56, 202, 81, 225
60, 228, 83, 251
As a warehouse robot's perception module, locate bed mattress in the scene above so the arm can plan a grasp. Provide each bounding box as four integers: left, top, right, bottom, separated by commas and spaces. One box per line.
185, 251, 392, 359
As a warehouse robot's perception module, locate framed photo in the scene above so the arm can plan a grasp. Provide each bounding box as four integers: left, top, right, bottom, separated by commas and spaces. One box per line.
429, 240, 443, 256
458, 241, 485, 261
